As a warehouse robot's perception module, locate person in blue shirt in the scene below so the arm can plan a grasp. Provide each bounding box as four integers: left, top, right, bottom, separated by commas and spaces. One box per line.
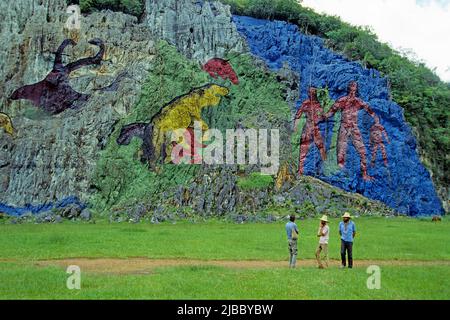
286, 215, 299, 268
339, 212, 357, 268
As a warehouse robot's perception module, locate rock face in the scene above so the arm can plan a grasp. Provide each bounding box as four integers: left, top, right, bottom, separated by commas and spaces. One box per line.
145, 0, 246, 62
0, 1, 443, 218
0, 0, 156, 211
234, 16, 444, 216
91, 37, 294, 217
276, 61, 300, 117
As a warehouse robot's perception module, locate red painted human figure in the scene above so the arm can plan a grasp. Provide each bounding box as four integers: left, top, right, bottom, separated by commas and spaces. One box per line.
325, 81, 380, 181
294, 87, 327, 175
370, 122, 390, 167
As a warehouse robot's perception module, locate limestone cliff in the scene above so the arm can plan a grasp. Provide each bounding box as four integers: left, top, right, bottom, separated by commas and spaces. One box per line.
145, 0, 245, 62
0, 0, 442, 219
0, 0, 155, 207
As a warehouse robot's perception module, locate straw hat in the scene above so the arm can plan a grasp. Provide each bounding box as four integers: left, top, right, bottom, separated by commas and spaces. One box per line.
319, 215, 328, 222
342, 212, 352, 219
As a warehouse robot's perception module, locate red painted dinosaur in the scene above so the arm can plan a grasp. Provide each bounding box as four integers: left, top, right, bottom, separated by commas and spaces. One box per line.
202, 58, 239, 85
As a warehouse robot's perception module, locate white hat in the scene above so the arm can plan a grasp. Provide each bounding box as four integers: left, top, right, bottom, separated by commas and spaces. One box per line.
342, 212, 352, 219
319, 215, 328, 222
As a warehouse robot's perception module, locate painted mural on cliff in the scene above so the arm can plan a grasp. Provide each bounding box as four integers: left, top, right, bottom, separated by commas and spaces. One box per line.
233, 15, 444, 216
0, 0, 444, 218
294, 82, 390, 181
117, 84, 230, 168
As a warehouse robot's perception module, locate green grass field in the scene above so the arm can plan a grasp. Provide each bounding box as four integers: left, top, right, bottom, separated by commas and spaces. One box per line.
0, 217, 449, 299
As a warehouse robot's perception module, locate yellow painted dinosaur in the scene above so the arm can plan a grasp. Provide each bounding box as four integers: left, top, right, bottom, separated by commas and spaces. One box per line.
0, 112, 14, 137
117, 84, 230, 166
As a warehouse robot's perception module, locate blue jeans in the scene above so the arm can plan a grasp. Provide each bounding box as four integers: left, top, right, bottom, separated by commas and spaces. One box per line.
341, 240, 353, 268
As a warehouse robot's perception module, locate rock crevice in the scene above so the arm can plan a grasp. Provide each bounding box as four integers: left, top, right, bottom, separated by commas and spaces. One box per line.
145, 0, 246, 62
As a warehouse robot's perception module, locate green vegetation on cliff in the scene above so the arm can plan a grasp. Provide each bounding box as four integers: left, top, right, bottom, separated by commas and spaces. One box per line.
69, 0, 144, 17
237, 172, 274, 190
222, 0, 449, 199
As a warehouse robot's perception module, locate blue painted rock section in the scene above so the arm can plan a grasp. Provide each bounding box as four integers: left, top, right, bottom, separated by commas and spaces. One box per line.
0, 196, 85, 217
234, 15, 444, 216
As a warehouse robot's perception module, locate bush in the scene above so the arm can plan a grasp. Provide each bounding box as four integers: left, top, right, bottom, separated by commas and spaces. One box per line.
76, 0, 144, 17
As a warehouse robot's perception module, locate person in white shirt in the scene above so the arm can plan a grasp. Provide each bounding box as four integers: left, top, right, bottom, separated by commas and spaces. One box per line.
316, 215, 330, 269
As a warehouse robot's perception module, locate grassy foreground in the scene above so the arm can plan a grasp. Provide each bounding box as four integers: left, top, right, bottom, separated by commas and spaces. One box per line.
0, 217, 449, 299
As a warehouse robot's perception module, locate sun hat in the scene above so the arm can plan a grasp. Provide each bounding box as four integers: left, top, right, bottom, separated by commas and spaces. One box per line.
319, 215, 328, 222
342, 212, 352, 219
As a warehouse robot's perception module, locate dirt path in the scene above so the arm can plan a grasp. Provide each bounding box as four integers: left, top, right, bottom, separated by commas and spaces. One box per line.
34, 258, 450, 275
